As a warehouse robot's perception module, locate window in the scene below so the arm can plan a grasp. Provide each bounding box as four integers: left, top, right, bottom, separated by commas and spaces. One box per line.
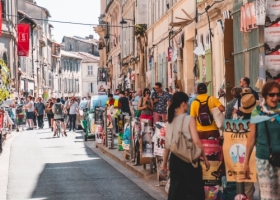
88, 83, 94, 93
2, 0, 6, 19
70, 62, 72, 71
88, 66, 93, 75
69, 44, 72, 51
63, 61, 66, 71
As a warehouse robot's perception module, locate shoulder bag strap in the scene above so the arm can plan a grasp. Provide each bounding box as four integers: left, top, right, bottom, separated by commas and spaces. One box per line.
264, 121, 273, 155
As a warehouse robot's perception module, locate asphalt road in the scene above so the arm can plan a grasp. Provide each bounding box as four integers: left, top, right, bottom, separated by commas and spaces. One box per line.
5, 123, 155, 200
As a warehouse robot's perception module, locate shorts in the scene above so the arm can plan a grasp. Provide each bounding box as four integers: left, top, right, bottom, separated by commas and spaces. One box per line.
26, 112, 34, 119
54, 118, 64, 122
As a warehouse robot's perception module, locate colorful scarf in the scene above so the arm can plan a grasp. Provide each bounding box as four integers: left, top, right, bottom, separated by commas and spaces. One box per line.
250, 101, 280, 124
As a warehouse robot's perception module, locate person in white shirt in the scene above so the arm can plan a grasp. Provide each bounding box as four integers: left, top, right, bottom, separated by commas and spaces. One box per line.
23, 95, 34, 130
66, 97, 79, 131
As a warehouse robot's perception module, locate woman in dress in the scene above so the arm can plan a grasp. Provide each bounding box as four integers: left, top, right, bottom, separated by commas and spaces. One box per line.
162, 92, 210, 200
244, 81, 280, 200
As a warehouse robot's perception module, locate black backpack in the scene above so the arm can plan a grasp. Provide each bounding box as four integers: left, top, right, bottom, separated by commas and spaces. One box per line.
195, 96, 214, 126
54, 104, 62, 115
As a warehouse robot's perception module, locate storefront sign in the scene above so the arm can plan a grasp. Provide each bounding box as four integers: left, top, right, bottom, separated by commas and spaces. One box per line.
223, 120, 257, 182
18, 24, 30, 56
167, 47, 172, 62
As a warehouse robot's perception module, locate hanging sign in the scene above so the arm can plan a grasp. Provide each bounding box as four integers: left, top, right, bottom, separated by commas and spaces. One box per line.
264, 0, 280, 78
18, 24, 30, 56
223, 120, 257, 182
167, 47, 172, 62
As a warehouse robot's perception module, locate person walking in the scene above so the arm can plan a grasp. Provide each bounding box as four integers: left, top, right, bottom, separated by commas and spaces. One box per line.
32, 97, 37, 128
138, 88, 154, 125
46, 98, 55, 131
67, 97, 78, 132
60, 97, 65, 104
119, 91, 131, 116
35, 97, 45, 129
244, 81, 280, 200
23, 96, 34, 130
151, 82, 172, 123
52, 98, 67, 136
162, 92, 210, 200
190, 83, 225, 139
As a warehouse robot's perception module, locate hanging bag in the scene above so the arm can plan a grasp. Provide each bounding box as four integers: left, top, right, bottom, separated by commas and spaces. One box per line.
170, 115, 202, 167
264, 122, 280, 167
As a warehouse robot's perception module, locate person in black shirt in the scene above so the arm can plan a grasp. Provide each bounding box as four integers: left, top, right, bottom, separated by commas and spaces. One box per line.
118, 91, 131, 116
239, 77, 259, 100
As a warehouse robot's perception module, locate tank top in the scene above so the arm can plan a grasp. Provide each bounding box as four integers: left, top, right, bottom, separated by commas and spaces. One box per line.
140, 98, 153, 115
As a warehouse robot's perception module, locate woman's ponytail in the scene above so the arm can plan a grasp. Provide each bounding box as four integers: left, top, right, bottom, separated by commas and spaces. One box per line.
168, 103, 176, 123
167, 92, 189, 124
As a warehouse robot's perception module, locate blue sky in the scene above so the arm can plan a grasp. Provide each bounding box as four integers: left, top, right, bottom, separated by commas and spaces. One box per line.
35, 0, 100, 42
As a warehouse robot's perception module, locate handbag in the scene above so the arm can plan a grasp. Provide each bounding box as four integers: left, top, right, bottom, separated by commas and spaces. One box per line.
170, 115, 202, 167
211, 106, 225, 129
264, 122, 280, 167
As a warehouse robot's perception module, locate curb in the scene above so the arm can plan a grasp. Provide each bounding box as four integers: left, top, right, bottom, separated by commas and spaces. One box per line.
96, 144, 150, 181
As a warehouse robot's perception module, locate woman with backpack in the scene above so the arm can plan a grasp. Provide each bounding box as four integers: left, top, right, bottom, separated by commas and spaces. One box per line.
162, 92, 210, 200
137, 88, 154, 125
52, 98, 67, 136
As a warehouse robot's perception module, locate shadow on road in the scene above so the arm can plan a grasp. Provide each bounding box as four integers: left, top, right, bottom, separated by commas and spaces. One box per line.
28, 142, 154, 200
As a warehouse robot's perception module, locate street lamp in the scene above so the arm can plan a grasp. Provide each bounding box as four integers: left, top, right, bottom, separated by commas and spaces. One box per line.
120, 18, 134, 25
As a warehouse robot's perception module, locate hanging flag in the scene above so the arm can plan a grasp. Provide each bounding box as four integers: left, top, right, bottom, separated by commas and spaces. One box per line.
0, 2, 2, 37
18, 24, 30, 56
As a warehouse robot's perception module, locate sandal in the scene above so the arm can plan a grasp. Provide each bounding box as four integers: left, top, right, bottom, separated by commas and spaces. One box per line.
64, 132, 67, 136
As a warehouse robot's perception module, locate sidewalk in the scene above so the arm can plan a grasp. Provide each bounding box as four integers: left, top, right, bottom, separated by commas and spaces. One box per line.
85, 139, 167, 198
0, 130, 20, 200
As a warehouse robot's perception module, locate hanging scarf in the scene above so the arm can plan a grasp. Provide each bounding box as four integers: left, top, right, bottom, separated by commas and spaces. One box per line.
250, 100, 280, 124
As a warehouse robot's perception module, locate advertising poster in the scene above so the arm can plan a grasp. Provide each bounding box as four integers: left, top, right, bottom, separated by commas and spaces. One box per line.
245, 3, 253, 31
153, 122, 166, 157
256, 0, 267, 25
200, 139, 223, 186
95, 124, 103, 144
223, 120, 257, 182
97, 82, 107, 93
259, 53, 265, 79
249, 2, 257, 29
141, 121, 154, 157
265, 0, 280, 78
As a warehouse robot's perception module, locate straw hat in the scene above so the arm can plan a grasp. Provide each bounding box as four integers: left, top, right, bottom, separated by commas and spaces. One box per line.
241, 87, 252, 96
239, 93, 259, 113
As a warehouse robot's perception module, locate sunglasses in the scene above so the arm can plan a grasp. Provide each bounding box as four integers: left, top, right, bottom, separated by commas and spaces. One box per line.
268, 93, 280, 97
146, 92, 151, 94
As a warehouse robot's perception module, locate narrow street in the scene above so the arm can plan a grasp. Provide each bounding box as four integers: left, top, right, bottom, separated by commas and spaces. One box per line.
3, 122, 158, 200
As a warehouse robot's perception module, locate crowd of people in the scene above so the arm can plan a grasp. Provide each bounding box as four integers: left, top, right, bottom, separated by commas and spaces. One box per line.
9, 77, 280, 199
111, 78, 279, 200
14, 96, 91, 137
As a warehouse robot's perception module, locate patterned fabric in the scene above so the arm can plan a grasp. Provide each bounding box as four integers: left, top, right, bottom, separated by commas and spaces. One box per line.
250, 102, 280, 125
151, 91, 171, 114
225, 98, 238, 119
256, 158, 280, 200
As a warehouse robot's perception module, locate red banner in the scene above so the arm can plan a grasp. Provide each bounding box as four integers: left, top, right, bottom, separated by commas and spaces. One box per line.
167, 47, 172, 62
18, 24, 30, 56
0, 2, 2, 37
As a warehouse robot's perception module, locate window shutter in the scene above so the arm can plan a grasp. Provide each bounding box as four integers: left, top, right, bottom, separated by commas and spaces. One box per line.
158, 54, 162, 84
